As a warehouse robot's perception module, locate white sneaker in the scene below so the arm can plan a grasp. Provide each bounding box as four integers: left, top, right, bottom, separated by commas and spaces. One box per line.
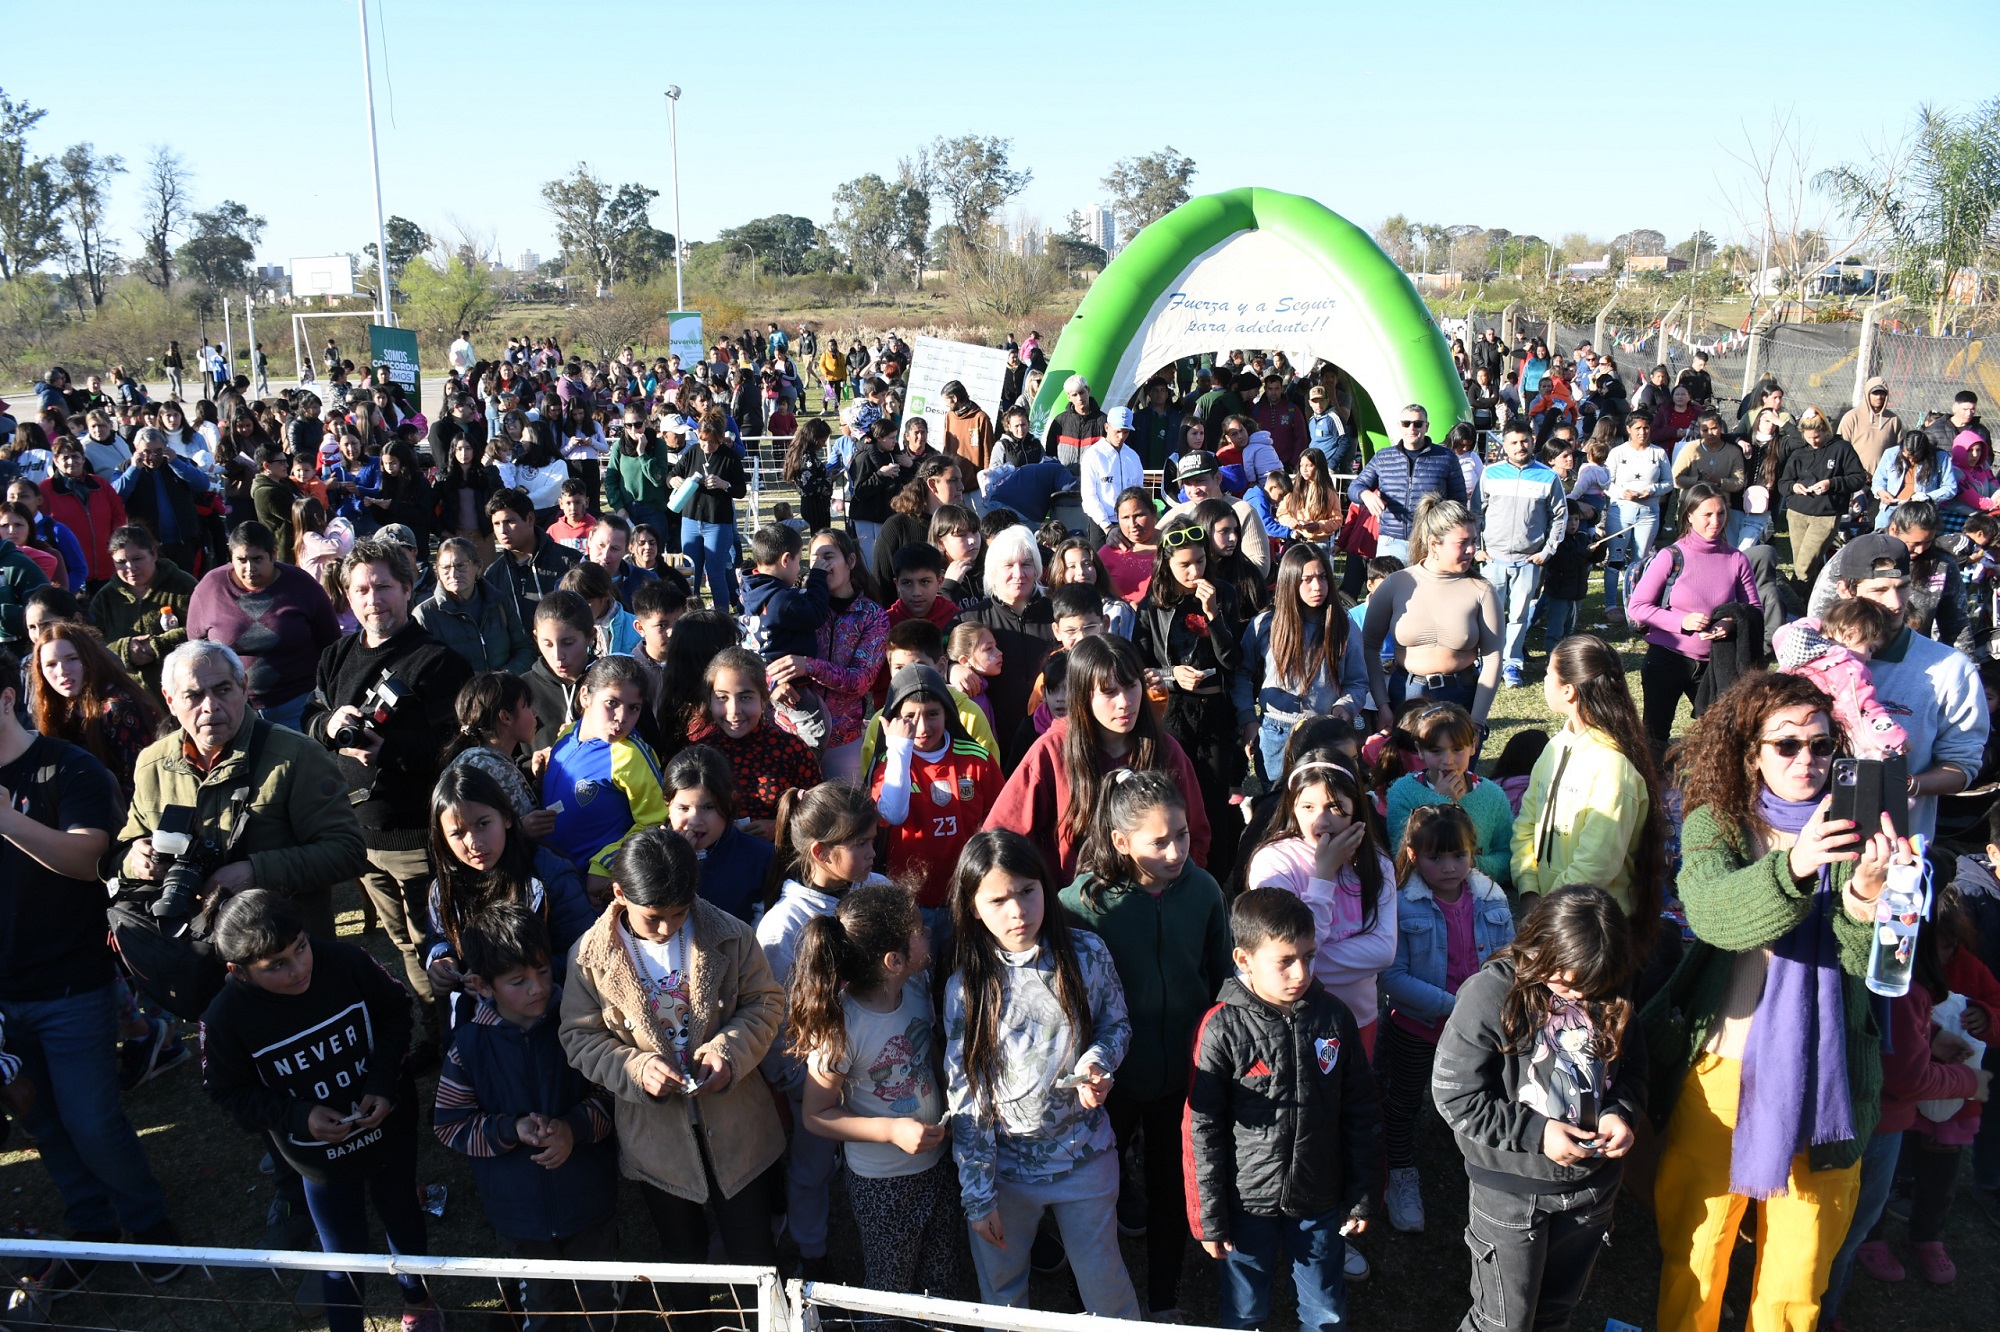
1343, 1243, 1370, 1282
1386, 1166, 1425, 1233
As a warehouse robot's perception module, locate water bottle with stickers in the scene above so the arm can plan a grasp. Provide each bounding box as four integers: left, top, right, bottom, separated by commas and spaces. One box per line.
1865, 840, 1930, 999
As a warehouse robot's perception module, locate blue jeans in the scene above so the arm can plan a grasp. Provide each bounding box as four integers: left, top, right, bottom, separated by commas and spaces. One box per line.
1376, 535, 1411, 563
967, 1151, 1140, 1318
1606, 500, 1659, 613
300, 1130, 430, 1332
259, 691, 310, 731
1534, 597, 1579, 653
680, 518, 738, 610
1726, 509, 1771, 552
0, 981, 169, 1235
1258, 716, 1296, 787
1821, 1128, 1901, 1324
1481, 559, 1544, 667
1219, 1206, 1348, 1331
854, 519, 883, 568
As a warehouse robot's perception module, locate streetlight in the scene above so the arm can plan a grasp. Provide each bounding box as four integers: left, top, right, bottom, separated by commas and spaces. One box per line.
664, 87, 685, 310
357, 0, 391, 327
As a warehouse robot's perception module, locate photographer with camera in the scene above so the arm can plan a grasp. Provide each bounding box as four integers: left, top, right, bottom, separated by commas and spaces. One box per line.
0, 644, 185, 1290
117, 641, 367, 944
303, 540, 474, 1057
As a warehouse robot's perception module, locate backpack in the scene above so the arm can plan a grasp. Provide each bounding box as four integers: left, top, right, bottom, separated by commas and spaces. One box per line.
1634, 543, 1686, 605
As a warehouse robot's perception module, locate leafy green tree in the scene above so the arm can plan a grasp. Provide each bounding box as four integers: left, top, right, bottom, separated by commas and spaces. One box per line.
1820, 97, 2000, 328
830, 174, 927, 291
1101, 147, 1196, 236
399, 254, 499, 344
176, 200, 266, 294
715, 214, 819, 276
363, 215, 434, 295
607, 183, 673, 282
0, 91, 63, 283
1372, 214, 1417, 268
918, 134, 1032, 244
541, 166, 672, 288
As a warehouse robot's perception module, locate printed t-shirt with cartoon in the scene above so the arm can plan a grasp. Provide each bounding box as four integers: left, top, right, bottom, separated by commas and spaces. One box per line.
808, 974, 945, 1178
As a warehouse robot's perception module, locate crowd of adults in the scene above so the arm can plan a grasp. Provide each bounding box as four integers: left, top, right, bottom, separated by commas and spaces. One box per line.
0, 315, 1994, 1332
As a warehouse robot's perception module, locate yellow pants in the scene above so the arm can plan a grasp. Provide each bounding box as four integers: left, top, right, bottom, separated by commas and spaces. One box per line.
1654, 1053, 1861, 1332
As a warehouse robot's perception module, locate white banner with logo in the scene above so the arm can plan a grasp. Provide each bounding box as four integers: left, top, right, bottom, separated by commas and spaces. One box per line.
904, 335, 1010, 456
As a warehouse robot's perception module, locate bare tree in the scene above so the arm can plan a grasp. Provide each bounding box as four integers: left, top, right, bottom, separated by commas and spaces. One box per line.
56, 142, 124, 308
1716, 109, 1895, 318
136, 145, 189, 290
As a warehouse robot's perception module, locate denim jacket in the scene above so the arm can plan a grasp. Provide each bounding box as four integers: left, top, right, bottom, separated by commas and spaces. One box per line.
1379, 869, 1516, 1026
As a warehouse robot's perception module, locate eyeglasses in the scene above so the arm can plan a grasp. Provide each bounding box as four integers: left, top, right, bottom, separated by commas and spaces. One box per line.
1400, 418, 1426, 429
1760, 735, 1836, 759
1161, 525, 1207, 549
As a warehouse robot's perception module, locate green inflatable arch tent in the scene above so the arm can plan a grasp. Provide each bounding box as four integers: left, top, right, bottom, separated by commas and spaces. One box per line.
1032, 187, 1468, 460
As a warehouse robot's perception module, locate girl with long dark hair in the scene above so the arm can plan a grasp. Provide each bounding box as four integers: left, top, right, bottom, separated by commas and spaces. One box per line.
1234, 542, 1368, 783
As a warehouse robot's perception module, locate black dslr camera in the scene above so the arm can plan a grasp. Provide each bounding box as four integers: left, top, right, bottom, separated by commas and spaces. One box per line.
149, 804, 232, 923
331, 673, 414, 749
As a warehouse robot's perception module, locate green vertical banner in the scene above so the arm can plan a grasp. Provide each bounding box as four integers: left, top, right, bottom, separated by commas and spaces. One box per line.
668, 312, 705, 367
369, 324, 421, 401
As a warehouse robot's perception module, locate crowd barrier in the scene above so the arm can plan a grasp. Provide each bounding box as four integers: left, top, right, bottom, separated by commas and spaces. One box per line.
0, 1237, 782, 1332
0, 1238, 1211, 1332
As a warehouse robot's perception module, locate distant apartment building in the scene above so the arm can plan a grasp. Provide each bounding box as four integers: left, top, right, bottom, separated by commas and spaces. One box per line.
514, 250, 540, 273
1082, 204, 1117, 251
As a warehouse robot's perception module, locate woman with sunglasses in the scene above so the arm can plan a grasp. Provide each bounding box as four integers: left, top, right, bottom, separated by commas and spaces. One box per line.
1136, 516, 1244, 880
1361, 497, 1501, 731
1653, 670, 1908, 1332
1627, 482, 1760, 752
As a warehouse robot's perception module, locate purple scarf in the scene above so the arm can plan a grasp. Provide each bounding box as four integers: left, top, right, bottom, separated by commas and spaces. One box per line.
1734, 790, 1855, 1198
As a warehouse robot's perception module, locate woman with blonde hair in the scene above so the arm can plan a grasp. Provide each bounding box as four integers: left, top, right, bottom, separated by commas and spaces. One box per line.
1361, 497, 1501, 727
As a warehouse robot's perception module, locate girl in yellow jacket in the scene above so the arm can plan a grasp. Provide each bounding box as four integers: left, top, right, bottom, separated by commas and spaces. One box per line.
1510, 636, 1669, 924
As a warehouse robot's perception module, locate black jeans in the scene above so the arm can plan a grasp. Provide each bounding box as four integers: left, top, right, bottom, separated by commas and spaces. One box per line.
1640, 644, 1705, 749
1906, 1137, 1962, 1244
639, 1147, 779, 1329
1459, 1174, 1618, 1332
1377, 1019, 1438, 1172
1108, 1086, 1190, 1313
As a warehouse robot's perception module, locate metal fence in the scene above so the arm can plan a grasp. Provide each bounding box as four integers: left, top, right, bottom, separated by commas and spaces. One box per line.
789, 1279, 1225, 1332
0, 1237, 783, 1332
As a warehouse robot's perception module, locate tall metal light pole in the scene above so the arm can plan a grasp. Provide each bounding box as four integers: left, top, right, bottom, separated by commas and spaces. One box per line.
665, 87, 685, 310
358, 0, 392, 326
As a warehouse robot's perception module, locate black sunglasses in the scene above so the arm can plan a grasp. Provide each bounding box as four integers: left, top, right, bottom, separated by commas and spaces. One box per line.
1761, 736, 1836, 759
1400, 418, 1426, 428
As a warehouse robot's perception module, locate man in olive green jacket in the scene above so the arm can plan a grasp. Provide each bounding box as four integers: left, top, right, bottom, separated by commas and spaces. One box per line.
116, 640, 366, 939
87, 527, 196, 700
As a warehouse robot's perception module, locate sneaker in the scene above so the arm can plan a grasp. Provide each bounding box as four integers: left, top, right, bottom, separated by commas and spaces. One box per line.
1029, 1226, 1068, 1274
118, 1019, 188, 1091
1854, 1239, 1905, 1283
402, 1301, 445, 1332
1117, 1187, 1148, 1238
1385, 1167, 1425, 1233
1502, 663, 1525, 689
1910, 1240, 1956, 1285
129, 1219, 186, 1286
9, 1230, 113, 1303
263, 1196, 317, 1252
1343, 1243, 1371, 1283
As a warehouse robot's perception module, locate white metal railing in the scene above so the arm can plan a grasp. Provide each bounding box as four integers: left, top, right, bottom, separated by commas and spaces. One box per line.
0, 1237, 784, 1331
791, 1280, 1228, 1332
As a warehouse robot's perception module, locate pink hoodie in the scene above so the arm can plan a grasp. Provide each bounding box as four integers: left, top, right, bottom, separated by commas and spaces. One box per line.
1952, 430, 1999, 512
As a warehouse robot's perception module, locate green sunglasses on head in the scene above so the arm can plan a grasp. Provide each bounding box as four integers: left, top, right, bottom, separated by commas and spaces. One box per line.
1161, 525, 1207, 550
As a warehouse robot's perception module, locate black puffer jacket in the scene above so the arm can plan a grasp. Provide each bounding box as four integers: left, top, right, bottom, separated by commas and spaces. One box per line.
1184, 977, 1377, 1239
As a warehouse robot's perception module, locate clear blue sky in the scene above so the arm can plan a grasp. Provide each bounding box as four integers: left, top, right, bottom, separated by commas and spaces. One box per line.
8, 0, 1997, 272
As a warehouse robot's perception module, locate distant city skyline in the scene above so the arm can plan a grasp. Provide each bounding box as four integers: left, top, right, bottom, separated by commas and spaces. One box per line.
2, 0, 1992, 279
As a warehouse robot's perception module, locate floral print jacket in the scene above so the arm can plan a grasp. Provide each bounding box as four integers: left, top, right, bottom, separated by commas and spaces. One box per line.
944, 932, 1130, 1221
807, 594, 890, 749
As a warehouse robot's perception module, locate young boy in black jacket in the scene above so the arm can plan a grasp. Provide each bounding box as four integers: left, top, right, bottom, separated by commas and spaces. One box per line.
1184, 888, 1378, 1332
435, 904, 619, 1331
741, 522, 831, 747
200, 891, 440, 1332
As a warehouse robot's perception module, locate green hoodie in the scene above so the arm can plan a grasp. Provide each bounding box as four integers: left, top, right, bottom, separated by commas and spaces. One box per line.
1060, 865, 1233, 1101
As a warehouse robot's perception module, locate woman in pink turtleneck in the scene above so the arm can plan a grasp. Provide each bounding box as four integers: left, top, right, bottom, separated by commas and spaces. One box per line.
1628, 482, 1760, 747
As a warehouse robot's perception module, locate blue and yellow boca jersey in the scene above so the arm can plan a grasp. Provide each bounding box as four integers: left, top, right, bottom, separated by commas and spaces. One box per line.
542, 731, 671, 877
